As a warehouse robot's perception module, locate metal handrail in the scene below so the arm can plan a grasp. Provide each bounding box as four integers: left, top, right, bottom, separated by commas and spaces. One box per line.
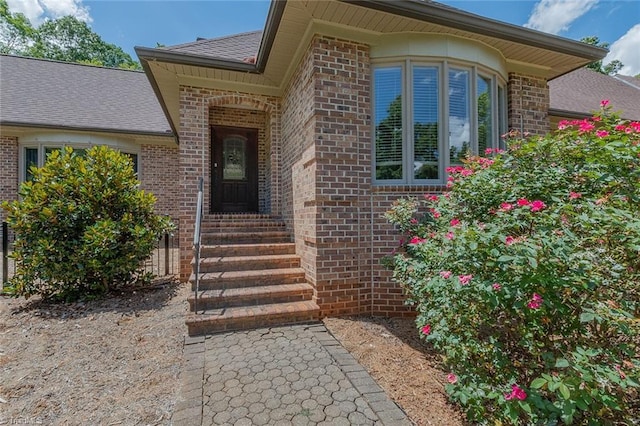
193, 177, 204, 313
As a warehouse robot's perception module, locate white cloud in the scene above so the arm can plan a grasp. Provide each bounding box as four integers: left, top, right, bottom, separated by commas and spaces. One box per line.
605, 24, 640, 76
7, 0, 91, 25
525, 0, 599, 35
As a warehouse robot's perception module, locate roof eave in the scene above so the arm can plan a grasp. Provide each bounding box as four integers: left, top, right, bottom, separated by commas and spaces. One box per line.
256, 0, 287, 72
0, 121, 176, 139
343, 0, 608, 61
547, 108, 591, 119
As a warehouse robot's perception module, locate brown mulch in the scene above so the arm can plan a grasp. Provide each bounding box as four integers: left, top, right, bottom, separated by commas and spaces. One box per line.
324, 316, 466, 426
1, 280, 465, 425
0, 280, 189, 426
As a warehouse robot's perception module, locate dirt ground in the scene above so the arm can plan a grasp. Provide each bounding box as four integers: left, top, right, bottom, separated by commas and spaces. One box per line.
1, 281, 464, 426
324, 316, 466, 426
0, 280, 189, 426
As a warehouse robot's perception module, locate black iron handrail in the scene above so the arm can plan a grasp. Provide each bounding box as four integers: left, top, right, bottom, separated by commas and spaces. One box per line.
193, 177, 204, 313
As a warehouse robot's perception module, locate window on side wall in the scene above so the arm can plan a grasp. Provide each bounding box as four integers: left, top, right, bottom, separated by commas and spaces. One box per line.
23, 145, 139, 182
373, 61, 506, 184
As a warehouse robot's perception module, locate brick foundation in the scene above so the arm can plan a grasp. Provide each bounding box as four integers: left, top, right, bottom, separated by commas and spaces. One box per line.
140, 143, 179, 224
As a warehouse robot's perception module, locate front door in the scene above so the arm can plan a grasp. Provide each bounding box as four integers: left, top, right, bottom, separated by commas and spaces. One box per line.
211, 126, 259, 213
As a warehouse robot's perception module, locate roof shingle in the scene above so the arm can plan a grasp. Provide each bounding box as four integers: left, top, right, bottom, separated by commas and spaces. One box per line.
161, 30, 262, 62
549, 68, 640, 121
0, 55, 172, 135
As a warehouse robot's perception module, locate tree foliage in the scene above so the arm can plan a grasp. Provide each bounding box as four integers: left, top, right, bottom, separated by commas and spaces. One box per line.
1, 147, 173, 301
0, 0, 140, 69
386, 102, 640, 424
581, 36, 623, 76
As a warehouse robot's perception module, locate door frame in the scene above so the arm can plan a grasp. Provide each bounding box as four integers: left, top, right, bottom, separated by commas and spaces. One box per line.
211, 126, 259, 213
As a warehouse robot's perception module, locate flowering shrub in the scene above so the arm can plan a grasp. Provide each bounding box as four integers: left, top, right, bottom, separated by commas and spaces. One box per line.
385, 103, 640, 424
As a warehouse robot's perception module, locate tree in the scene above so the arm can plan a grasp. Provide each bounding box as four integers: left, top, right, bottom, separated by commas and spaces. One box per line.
580, 36, 623, 75
0, 1, 140, 69
0, 0, 35, 54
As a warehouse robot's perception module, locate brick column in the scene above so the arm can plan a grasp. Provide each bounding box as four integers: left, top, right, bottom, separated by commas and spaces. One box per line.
507, 72, 550, 136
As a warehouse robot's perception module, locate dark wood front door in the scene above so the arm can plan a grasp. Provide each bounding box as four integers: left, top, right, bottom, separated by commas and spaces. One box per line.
211, 126, 259, 213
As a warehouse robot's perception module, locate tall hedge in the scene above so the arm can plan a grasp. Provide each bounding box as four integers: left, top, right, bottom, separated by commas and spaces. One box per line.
2, 146, 173, 301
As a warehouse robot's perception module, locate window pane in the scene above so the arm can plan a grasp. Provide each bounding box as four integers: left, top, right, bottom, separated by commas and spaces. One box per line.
124, 153, 138, 174
477, 75, 492, 155
413, 66, 439, 180
25, 148, 38, 181
449, 69, 470, 166
374, 66, 403, 180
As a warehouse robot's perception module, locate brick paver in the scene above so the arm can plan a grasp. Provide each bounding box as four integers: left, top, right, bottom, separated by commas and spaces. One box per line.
172, 324, 410, 425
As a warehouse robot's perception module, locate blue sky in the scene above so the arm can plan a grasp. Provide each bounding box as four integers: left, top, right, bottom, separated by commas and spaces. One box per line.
7, 0, 640, 75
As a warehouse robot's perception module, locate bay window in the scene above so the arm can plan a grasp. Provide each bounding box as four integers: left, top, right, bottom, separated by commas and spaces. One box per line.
373, 61, 506, 183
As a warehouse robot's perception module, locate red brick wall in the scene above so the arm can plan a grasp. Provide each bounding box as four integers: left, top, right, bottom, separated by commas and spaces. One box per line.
139, 143, 179, 225
0, 136, 18, 223
507, 72, 550, 136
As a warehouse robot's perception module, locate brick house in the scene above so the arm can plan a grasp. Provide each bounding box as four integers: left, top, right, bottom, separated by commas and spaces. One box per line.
0, 55, 178, 225
6, 0, 634, 334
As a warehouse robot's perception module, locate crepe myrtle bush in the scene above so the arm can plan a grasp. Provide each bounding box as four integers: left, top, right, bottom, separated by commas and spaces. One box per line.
385, 102, 640, 424
2, 146, 174, 301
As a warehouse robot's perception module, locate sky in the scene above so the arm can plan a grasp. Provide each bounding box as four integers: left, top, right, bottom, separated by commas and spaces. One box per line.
6, 0, 640, 76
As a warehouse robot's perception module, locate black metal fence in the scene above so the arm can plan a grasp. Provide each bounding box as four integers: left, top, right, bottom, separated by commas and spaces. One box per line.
1, 221, 178, 288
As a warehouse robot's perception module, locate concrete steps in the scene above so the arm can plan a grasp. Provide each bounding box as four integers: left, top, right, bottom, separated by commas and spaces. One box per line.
187, 215, 319, 336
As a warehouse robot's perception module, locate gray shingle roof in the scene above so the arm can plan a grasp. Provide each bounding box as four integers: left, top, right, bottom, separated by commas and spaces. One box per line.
161, 30, 262, 62
0, 55, 173, 135
549, 68, 640, 121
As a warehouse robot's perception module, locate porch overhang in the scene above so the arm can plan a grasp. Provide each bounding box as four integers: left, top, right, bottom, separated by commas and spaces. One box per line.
136, 0, 608, 141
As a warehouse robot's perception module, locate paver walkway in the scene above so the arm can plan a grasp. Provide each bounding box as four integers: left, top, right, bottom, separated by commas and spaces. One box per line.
172, 323, 411, 425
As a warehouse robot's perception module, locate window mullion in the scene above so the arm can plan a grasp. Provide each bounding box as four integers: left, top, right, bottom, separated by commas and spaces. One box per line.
471, 66, 478, 155
404, 59, 411, 184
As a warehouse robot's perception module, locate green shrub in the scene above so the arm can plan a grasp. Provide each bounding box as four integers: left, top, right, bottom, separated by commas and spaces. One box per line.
2, 146, 173, 301
385, 102, 640, 424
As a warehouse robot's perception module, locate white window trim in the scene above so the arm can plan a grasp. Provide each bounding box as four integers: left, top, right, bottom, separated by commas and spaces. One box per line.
372, 59, 507, 185
19, 137, 141, 183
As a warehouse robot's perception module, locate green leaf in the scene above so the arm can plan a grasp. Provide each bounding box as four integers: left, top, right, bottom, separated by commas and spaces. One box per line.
530, 378, 547, 389
555, 358, 570, 368
559, 383, 570, 400
579, 312, 595, 322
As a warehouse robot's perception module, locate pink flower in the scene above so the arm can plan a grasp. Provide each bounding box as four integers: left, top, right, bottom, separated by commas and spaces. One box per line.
500, 202, 513, 211
425, 194, 439, 202
458, 274, 473, 285
630, 121, 640, 132
409, 236, 426, 245
445, 232, 455, 240
569, 192, 582, 199
440, 271, 452, 279
492, 283, 501, 291
557, 120, 570, 130
601, 99, 610, 108
505, 236, 515, 246
430, 209, 441, 219
505, 384, 527, 401
527, 293, 543, 309
447, 373, 458, 384
410, 218, 418, 225
615, 124, 627, 131
530, 200, 546, 212
596, 130, 609, 138
579, 120, 595, 133
517, 198, 530, 207
450, 218, 460, 227
421, 324, 431, 335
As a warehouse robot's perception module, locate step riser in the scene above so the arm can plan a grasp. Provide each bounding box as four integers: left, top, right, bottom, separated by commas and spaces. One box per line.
187, 314, 318, 336
201, 235, 292, 245
188, 290, 313, 311
200, 244, 295, 257
197, 258, 300, 273
191, 272, 307, 291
